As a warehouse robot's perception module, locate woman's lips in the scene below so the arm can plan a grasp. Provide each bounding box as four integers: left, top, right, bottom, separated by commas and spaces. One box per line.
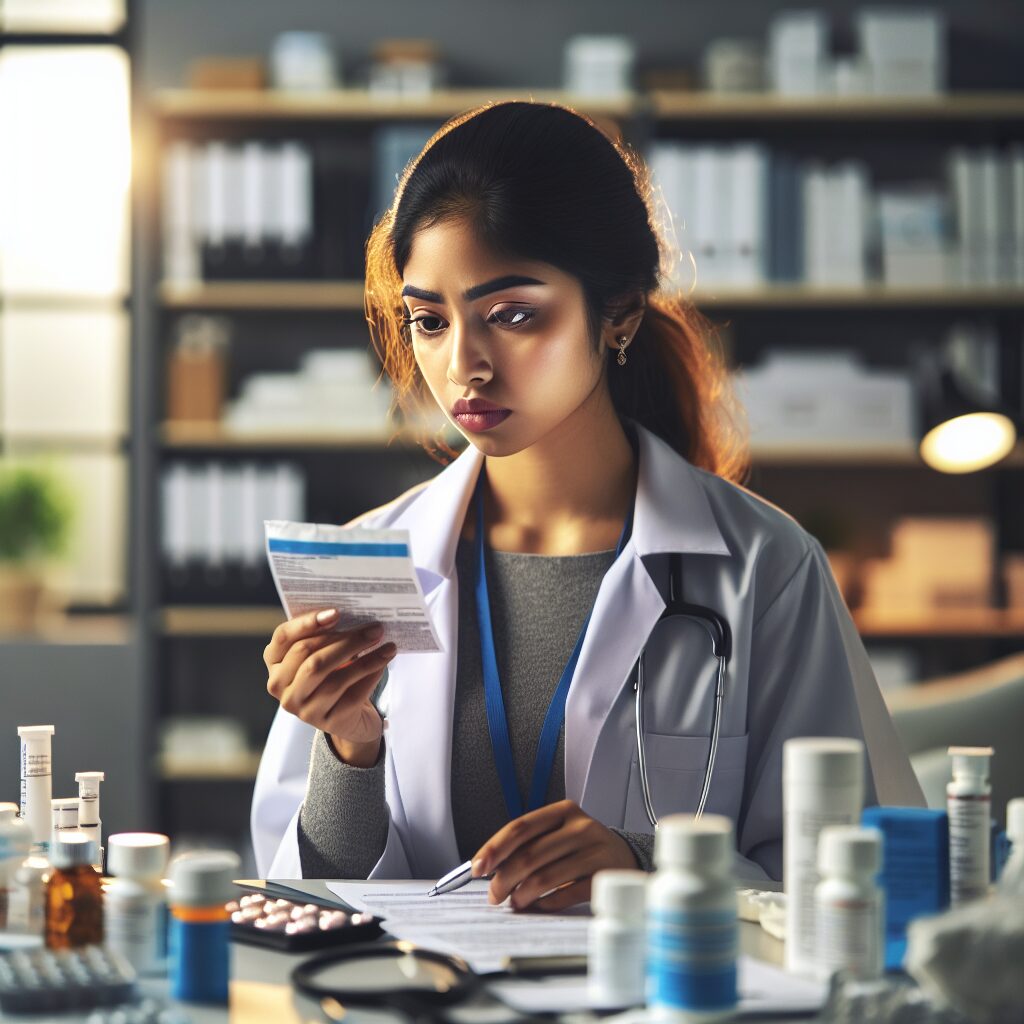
453, 409, 511, 432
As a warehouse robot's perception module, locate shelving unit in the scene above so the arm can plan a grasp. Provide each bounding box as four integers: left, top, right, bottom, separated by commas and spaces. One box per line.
140, 82, 1024, 852
159, 279, 1024, 312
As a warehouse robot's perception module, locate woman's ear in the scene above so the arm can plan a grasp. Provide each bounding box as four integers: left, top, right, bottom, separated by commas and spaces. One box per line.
601, 292, 647, 355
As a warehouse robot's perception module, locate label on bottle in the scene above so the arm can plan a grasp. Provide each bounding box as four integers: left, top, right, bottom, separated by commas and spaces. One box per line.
106, 896, 168, 973
815, 896, 881, 980
588, 925, 646, 1006
647, 907, 738, 1012
948, 793, 990, 904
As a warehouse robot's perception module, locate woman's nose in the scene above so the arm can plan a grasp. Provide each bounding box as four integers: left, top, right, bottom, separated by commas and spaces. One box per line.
446, 323, 492, 387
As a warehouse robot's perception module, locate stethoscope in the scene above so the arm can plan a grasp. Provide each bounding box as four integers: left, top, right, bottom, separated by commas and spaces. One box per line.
473, 453, 733, 831
634, 550, 732, 827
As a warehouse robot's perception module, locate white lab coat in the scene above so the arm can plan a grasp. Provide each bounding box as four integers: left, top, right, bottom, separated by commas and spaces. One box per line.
251, 421, 924, 881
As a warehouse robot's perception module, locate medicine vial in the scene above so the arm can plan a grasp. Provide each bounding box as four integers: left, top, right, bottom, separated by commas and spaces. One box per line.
18, 726, 55, 853
647, 813, 738, 1022
45, 833, 103, 949
7, 851, 51, 943
587, 869, 647, 1008
75, 772, 105, 872
50, 798, 79, 849
947, 746, 994, 905
0, 803, 33, 936
168, 849, 240, 1004
783, 736, 865, 976
105, 832, 171, 975
814, 825, 884, 982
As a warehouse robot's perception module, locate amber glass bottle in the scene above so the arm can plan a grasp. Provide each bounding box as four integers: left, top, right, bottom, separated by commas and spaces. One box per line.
46, 833, 103, 949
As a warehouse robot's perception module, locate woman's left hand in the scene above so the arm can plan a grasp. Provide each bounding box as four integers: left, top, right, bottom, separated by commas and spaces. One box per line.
471, 800, 639, 912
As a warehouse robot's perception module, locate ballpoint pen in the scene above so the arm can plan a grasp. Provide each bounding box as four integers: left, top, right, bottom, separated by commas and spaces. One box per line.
427, 858, 483, 897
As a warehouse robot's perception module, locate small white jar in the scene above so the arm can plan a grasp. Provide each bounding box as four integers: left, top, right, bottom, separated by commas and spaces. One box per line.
588, 869, 647, 1007
105, 833, 171, 975
814, 825, 884, 981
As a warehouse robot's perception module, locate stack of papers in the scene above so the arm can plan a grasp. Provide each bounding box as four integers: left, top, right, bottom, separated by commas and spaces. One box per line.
326, 880, 827, 1016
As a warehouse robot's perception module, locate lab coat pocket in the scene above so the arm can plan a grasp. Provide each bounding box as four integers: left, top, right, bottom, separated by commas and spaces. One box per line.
622, 732, 749, 834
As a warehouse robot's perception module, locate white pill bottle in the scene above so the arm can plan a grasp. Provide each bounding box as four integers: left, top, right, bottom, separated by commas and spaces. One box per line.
946, 746, 993, 905
814, 825, 884, 982
646, 813, 737, 1022
105, 833, 171, 975
587, 869, 648, 1008
783, 736, 865, 976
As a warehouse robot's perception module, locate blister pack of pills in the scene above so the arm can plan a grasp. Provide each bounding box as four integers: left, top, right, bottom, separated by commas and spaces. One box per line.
0, 945, 136, 1014
228, 892, 382, 952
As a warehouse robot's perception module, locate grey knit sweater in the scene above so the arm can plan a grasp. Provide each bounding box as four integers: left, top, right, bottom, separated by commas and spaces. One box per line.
297, 536, 655, 877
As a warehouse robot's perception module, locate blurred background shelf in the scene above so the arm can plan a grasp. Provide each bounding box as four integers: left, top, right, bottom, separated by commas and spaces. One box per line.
158, 279, 1024, 312
152, 88, 1024, 124
152, 87, 640, 121
160, 605, 284, 637
160, 420, 417, 450
157, 751, 263, 781
853, 608, 1024, 638
159, 279, 366, 310
649, 90, 1024, 121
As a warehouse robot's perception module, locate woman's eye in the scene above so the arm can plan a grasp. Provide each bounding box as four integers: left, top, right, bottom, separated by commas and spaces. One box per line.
403, 315, 446, 336
490, 309, 536, 328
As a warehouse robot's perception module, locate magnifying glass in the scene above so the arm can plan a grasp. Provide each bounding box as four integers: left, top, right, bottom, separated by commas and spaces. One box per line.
293, 940, 480, 1024
291, 940, 578, 1024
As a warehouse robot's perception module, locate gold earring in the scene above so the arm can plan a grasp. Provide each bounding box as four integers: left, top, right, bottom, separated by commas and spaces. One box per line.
617, 336, 629, 366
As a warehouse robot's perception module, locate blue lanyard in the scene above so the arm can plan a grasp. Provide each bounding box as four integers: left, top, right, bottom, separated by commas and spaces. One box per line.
472, 470, 634, 820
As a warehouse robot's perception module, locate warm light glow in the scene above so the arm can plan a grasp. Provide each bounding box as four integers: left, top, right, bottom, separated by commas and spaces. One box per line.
0, 47, 131, 298
920, 412, 1017, 473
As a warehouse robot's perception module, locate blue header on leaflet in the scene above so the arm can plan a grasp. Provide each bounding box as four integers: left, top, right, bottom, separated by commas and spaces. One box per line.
268, 539, 409, 557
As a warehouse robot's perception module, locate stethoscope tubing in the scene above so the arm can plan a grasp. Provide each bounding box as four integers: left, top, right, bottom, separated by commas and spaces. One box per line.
634, 616, 729, 828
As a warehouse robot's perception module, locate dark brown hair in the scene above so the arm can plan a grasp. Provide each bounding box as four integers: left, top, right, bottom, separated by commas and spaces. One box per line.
364, 100, 750, 482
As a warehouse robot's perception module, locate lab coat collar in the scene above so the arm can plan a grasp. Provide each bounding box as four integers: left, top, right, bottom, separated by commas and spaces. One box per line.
395, 418, 730, 588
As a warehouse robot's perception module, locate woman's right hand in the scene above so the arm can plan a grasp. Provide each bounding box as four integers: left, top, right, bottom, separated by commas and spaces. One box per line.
263, 607, 397, 766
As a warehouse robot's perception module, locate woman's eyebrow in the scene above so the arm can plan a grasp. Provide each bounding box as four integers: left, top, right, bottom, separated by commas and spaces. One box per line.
400, 275, 546, 304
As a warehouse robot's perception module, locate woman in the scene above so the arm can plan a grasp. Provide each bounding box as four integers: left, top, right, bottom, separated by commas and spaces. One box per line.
251, 101, 923, 907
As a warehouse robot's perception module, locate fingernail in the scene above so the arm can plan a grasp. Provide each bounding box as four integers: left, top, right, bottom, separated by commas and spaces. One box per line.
316, 608, 339, 625
380, 643, 397, 659
471, 858, 486, 877
363, 623, 384, 639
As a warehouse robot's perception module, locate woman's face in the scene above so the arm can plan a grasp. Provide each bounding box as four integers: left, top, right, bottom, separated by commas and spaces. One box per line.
401, 217, 611, 458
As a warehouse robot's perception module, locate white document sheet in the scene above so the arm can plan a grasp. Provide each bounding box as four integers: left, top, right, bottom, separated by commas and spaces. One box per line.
264, 520, 442, 653
326, 880, 828, 1016
326, 879, 589, 974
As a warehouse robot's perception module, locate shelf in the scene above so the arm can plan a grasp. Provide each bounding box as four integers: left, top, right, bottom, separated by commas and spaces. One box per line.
160, 605, 284, 636
160, 421, 414, 450
158, 279, 1024, 312
751, 444, 923, 466
153, 88, 1024, 125
161, 604, 1024, 641
157, 427, 1024, 468
159, 279, 365, 311
752, 442, 1024, 468
853, 608, 1024, 638
649, 90, 1024, 121
157, 751, 263, 781
692, 284, 1024, 310
0, 613, 132, 646
153, 87, 639, 122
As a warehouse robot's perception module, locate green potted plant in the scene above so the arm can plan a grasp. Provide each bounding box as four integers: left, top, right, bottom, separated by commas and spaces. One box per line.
0, 463, 74, 634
